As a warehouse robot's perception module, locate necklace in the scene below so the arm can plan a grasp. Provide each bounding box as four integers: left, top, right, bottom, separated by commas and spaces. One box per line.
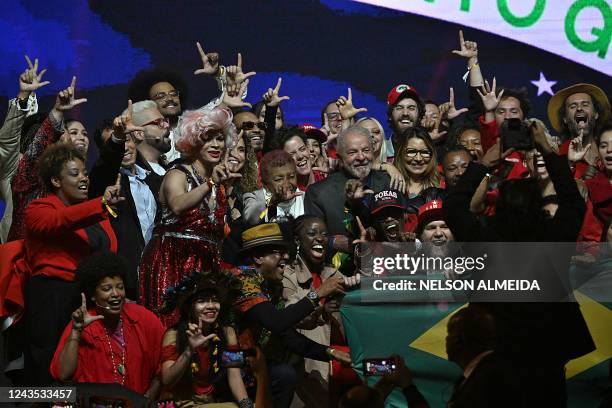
104, 318, 126, 385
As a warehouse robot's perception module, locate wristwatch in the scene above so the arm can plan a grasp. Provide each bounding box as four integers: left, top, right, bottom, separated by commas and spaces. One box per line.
306, 290, 320, 304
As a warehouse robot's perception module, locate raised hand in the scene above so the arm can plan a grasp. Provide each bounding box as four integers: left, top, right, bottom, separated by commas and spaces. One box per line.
112, 100, 145, 140
263, 77, 290, 107
71, 293, 104, 331
186, 318, 217, 351
223, 79, 252, 109
530, 120, 554, 156
54, 76, 87, 112
194, 42, 220, 76
446, 87, 468, 120
226, 53, 256, 87
452, 29, 478, 59
20, 55, 50, 93
568, 130, 592, 163
317, 275, 345, 298
477, 77, 503, 113
345, 179, 374, 202
352, 216, 369, 247
336, 88, 367, 120
103, 174, 125, 206
270, 183, 304, 205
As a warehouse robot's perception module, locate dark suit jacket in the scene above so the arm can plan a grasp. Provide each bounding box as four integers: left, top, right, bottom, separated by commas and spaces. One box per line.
304, 169, 390, 235
449, 352, 521, 408
444, 154, 595, 363
89, 138, 162, 297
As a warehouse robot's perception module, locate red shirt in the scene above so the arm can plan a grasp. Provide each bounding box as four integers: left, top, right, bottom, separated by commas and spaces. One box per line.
24, 194, 117, 281
50, 303, 164, 395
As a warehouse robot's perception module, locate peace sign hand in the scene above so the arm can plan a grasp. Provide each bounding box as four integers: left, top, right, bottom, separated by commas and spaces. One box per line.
452, 30, 478, 59
186, 318, 217, 351
194, 42, 220, 76
263, 77, 290, 107
72, 293, 104, 331
226, 53, 256, 87
476, 77, 503, 113
54, 76, 88, 112
20, 55, 50, 93
336, 88, 367, 120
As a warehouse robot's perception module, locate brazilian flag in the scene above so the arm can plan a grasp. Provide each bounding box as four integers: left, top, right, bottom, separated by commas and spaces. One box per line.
341, 273, 611, 407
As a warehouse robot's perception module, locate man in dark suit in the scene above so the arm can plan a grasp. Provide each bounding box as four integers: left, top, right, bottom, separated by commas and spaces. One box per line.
304, 124, 390, 236
89, 103, 162, 299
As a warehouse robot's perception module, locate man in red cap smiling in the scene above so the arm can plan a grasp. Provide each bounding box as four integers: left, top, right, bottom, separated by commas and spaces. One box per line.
386, 84, 425, 152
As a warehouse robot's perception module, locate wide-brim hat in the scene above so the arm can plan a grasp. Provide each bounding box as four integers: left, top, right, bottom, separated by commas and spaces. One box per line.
547, 83, 610, 133
238, 223, 291, 253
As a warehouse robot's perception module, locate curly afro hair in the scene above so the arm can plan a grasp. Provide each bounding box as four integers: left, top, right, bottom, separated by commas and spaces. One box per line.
38, 143, 86, 192
127, 68, 189, 108
76, 252, 128, 307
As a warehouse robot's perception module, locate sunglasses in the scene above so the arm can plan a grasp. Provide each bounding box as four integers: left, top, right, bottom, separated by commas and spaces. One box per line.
240, 121, 267, 131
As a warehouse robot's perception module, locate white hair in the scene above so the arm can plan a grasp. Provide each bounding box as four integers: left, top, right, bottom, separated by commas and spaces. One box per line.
128, 100, 158, 125
336, 124, 373, 155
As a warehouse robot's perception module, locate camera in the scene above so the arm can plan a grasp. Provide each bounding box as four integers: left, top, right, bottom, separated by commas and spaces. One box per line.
500, 118, 534, 151
362, 358, 396, 376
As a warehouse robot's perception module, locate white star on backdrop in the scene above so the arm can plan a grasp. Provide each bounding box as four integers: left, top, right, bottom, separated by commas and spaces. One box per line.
530, 72, 557, 97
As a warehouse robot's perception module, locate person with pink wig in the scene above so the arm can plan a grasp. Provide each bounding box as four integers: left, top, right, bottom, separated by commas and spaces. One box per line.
139, 107, 240, 328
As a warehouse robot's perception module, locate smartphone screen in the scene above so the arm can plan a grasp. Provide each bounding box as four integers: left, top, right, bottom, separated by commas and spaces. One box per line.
363, 358, 396, 376
221, 349, 256, 368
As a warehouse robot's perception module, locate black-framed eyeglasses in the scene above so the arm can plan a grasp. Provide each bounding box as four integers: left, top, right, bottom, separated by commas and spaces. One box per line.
151, 90, 180, 101
240, 121, 267, 130
404, 149, 432, 159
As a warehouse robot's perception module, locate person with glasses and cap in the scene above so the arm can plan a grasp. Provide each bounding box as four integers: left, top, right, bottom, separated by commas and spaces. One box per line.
231, 223, 352, 408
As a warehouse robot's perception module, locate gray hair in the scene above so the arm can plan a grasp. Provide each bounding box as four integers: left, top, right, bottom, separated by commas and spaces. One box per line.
130, 100, 158, 125
336, 124, 373, 155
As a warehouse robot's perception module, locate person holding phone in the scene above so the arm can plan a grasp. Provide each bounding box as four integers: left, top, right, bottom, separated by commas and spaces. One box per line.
159, 269, 253, 407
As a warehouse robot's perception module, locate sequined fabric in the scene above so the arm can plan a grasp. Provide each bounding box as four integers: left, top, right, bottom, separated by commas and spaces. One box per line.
139, 165, 226, 328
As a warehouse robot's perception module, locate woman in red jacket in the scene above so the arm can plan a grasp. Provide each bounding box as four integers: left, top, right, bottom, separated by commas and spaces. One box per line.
24, 143, 123, 386
51, 252, 164, 398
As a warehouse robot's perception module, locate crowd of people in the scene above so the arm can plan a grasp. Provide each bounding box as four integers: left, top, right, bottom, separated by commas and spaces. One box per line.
0, 29, 610, 407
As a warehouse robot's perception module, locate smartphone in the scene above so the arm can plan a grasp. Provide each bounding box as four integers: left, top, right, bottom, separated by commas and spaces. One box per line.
501, 118, 534, 151
362, 358, 396, 376
221, 349, 256, 368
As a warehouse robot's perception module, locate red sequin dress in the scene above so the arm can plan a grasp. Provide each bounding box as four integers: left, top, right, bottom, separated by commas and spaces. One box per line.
139, 164, 226, 328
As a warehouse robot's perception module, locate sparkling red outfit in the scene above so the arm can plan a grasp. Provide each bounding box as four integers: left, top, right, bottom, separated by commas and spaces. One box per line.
139, 165, 227, 328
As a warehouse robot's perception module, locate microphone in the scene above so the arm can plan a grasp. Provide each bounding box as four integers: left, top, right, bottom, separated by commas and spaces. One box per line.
95, 302, 113, 311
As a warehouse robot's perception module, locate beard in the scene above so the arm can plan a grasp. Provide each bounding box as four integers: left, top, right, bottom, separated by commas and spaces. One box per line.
345, 159, 371, 179
566, 115, 596, 140
148, 138, 171, 154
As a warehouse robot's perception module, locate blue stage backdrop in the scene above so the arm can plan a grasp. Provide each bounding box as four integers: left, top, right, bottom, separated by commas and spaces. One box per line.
1, 0, 610, 163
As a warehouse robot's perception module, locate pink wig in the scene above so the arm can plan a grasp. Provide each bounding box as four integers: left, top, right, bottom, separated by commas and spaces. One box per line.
175, 107, 238, 159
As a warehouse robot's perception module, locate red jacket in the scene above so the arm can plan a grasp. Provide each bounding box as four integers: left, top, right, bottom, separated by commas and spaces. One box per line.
24, 194, 117, 281
50, 303, 164, 394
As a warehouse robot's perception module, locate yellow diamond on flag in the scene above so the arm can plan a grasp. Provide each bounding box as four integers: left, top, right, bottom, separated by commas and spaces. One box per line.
409, 293, 611, 379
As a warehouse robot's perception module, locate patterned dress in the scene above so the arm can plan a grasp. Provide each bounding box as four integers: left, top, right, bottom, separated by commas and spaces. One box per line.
139, 164, 226, 328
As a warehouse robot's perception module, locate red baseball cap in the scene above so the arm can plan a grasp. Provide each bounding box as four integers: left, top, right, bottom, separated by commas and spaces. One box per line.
302, 124, 327, 143
417, 199, 444, 227
387, 84, 420, 106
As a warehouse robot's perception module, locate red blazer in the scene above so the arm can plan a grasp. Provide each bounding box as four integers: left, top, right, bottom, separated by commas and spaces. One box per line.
24, 194, 117, 281
50, 303, 164, 394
